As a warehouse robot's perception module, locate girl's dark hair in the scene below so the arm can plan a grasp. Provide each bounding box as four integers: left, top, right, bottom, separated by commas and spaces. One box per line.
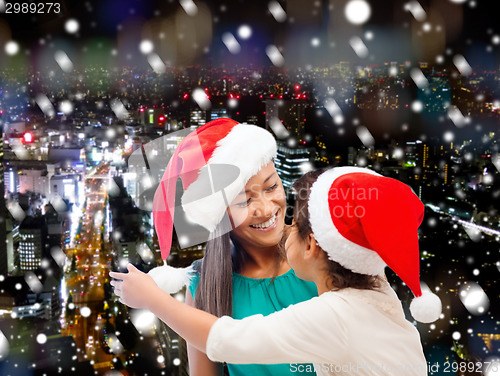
291, 169, 382, 292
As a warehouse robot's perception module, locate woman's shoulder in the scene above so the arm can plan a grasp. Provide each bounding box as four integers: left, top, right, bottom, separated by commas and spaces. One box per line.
186, 259, 203, 298
191, 258, 203, 272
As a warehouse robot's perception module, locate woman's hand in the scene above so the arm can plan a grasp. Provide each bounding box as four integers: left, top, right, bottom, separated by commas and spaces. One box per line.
109, 264, 159, 309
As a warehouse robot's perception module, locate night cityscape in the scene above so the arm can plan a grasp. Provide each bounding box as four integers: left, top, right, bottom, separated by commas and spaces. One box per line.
1, 0, 500, 375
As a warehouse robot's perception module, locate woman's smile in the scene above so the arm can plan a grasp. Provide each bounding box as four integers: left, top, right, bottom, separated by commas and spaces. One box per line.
249, 211, 279, 232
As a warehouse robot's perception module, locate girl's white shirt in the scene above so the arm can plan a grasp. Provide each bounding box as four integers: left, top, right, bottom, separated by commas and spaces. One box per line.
206, 280, 427, 376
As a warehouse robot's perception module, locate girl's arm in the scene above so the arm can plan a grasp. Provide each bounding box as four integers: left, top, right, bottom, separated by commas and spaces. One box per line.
204, 296, 348, 365
110, 264, 347, 365
185, 290, 223, 376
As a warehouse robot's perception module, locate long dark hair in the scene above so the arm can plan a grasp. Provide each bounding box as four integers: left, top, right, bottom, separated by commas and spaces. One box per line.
193, 219, 248, 317
194, 225, 233, 317
292, 169, 382, 291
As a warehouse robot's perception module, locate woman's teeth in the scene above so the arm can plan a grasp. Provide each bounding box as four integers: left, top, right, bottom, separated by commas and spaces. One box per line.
251, 214, 277, 229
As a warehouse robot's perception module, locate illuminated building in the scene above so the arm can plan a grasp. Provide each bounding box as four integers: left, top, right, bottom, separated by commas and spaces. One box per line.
265, 99, 311, 139
18, 216, 46, 272
190, 110, 207, 126
19, 169, 50, 197
13, 288, 61, 321
4, 165, 19, 194
0, 121, 7, 275
140, 107, 168, 129
51, 174, 80, 204
210, 108, 228, 121
274, 142, 313, 190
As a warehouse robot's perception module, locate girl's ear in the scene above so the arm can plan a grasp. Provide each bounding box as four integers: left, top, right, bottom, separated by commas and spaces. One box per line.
304, 233, 320, 259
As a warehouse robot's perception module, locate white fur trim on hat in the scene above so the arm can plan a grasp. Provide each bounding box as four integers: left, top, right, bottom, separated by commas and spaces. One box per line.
308, 167, 386, 276
148, 261, 195, 294
182, 123, 277, 231
409, 291, 442, 323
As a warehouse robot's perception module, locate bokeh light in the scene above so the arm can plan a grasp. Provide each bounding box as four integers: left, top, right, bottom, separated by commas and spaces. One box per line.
344, 0, 371, 25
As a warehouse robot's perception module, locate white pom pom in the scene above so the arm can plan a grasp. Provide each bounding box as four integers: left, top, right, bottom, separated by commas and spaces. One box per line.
148, 261, 195, 294
410, 291, 442, 323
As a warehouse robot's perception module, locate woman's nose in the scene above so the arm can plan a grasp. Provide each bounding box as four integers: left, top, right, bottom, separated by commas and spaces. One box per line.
251, 196, 274, 218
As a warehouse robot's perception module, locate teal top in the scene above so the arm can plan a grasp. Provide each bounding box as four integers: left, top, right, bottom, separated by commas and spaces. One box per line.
188, 261, 318, 376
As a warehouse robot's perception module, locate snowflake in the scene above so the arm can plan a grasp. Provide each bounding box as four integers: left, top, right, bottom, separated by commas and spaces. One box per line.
222, 33, 241, 54
344, 0, 371, 25
65, 19, 79, 34
4, 41, 20, 55
266, 45, 284, 67
268, 1, 287, 23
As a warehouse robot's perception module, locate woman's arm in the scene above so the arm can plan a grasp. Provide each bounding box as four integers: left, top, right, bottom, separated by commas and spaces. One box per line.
185, 290, 223, 376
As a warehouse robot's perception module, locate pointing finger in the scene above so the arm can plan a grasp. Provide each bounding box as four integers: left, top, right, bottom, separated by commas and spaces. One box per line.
126, 263, 138, 273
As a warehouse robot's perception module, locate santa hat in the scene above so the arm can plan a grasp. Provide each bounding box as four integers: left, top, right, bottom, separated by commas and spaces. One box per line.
149, 118, 277, 293
308, 167, 442, 323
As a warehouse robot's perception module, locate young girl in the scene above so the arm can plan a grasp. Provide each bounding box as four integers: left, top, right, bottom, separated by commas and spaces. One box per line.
111, 166, 442, 376
145, 118, 317, 375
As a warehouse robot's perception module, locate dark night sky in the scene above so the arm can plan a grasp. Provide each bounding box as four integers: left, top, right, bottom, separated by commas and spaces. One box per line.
1, 0, 498, 68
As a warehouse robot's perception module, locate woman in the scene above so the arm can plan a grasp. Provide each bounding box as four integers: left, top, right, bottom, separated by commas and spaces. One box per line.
111, 167, 442, 376
147, 118, 317, 375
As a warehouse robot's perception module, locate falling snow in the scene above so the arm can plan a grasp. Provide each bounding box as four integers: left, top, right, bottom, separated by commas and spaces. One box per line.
410, 68, 429, 90
35, 94, 56, 117
265, 45, 285, 67
180, 0, 198, 16
356, 126, 375, 147
453, 54, 472, 76
237, 25, 252, 40
344, 0, 371, 25
222, 32, 241, 54
192, 87, 211, 109
405, 1, 427, 22
269, 117, 290, 139
268, 1, 287, 22
349, 36, 369, 58
110, 98, 129, 120
4, 41, 19, 55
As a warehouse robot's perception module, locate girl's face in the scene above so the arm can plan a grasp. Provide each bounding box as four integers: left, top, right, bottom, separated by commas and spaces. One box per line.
227, 162, 286, 250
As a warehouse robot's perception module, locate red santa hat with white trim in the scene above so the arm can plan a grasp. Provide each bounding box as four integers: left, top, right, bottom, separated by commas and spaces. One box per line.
307, 166, 442, 323
148, 118, 277, 293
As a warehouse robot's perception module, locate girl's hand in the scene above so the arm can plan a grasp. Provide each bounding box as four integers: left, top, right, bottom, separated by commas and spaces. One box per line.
109, 264, 159, 309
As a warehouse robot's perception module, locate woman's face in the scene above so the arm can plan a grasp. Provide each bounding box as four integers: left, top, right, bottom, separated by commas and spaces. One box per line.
227, 162, 286, 250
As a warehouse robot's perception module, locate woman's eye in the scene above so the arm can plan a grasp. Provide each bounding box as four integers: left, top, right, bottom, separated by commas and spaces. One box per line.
236, 198, 251, 207
265, 183, 278, 191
